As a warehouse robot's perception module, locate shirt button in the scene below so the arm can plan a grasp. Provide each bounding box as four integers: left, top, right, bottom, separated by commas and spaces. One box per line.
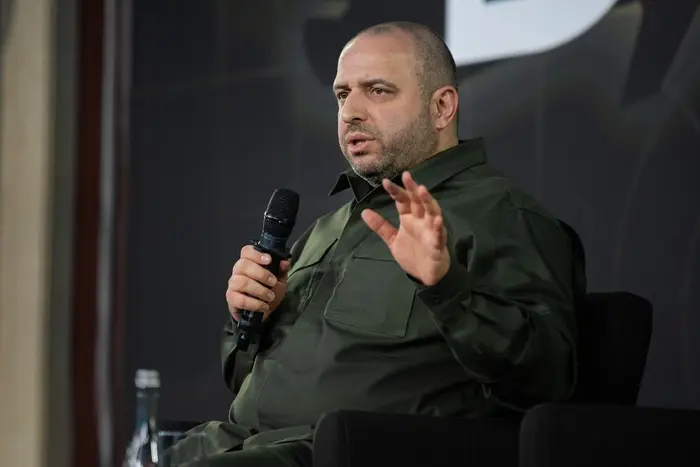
430, 293, 442, 304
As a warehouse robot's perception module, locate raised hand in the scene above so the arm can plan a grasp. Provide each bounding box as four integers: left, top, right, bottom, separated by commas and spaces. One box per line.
361, 171, 450, 286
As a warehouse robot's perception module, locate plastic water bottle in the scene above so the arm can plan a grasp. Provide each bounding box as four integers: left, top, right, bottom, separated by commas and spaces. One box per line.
122, 369, 162, 466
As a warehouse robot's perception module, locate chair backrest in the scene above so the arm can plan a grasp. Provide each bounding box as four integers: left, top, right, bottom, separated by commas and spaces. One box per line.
558, 220, 653, 406
571, 292, 653, 405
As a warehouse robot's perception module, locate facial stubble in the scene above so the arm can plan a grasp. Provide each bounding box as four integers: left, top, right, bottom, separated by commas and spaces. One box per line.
343, 103, 438, 187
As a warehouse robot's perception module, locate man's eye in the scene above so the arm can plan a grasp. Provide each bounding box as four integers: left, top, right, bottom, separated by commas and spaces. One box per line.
337, 91, 348, 100
371, 88, 387, 95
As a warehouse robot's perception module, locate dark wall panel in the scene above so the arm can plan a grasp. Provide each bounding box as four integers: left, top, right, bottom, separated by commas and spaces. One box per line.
123, 0, 700, 425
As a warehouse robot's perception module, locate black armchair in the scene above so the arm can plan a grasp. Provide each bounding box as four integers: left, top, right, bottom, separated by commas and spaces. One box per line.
514, 225, 700, 467
519, 403, 700, 467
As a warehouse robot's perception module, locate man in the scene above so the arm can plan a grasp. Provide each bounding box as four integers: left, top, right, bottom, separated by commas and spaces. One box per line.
164, 21, 580, 467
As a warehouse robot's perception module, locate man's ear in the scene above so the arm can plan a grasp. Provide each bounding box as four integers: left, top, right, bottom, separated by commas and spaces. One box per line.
431, 86, 459, 131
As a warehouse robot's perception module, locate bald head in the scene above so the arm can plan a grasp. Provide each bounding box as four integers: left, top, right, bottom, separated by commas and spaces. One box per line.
352, 22, 457, 99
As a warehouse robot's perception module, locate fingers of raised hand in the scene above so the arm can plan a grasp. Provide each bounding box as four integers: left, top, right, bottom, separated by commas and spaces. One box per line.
418, 184, 441, 218
401, 172, 426, 217
382, 178, 412, 215
379, 172, 445, 244
401, 172, 441, 221
426, 215, 447, 250
361, 208, 398, 246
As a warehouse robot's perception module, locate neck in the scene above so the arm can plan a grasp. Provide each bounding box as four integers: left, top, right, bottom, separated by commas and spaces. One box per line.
389, 132, 460, 180
421, 132, 458, 163
437, 131, 459, 153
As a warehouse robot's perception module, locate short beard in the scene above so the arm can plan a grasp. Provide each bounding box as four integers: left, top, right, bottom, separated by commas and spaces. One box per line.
346, 103, 438, 187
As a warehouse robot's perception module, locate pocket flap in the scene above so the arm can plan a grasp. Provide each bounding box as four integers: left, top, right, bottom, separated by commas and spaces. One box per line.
288, 235, 336, 279
351, 238, 395, 261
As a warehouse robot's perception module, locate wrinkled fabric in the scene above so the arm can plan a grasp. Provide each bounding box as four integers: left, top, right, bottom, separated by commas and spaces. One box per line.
162, 422, 312, 467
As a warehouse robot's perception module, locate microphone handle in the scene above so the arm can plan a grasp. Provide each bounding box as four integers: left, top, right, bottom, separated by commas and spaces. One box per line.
236, 241, 287, 351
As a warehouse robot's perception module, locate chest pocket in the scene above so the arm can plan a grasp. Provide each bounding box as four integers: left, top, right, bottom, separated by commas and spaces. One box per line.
283, 231, 337, 319
323, 239, 416, 338
288, 234, 334, 280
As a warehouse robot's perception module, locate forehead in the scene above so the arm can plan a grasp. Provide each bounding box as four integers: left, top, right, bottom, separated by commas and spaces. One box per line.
334, 32, 419, 87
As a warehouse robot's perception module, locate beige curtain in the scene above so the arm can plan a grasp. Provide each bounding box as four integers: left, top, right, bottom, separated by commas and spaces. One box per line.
0, 1, 77, 466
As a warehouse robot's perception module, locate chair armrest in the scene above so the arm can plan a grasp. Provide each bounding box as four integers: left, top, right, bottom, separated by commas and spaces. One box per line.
313, 410, 520, 467
519, 403, 700, 467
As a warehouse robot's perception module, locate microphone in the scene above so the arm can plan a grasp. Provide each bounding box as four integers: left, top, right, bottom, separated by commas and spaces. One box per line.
236, 188, 300, 351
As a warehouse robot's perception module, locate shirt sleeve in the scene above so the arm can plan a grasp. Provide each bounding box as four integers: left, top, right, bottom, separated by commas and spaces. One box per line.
221, 225, 315, 394
415, 204, 579, 404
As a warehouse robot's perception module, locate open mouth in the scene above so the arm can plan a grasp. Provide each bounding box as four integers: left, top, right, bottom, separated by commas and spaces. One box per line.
346, 134, 374, 153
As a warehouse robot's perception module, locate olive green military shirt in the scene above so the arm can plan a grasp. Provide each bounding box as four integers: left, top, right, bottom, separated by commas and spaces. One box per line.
222, 138, 579, 435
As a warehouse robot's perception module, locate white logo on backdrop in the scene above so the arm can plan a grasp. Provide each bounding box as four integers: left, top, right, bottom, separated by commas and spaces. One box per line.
445, 0, 617, 66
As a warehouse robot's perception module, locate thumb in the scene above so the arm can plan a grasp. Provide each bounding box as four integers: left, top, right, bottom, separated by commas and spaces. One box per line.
277, 259, 292, 283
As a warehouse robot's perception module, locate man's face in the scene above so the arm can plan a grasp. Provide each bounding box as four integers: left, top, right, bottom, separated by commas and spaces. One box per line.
333, 33, 439, 186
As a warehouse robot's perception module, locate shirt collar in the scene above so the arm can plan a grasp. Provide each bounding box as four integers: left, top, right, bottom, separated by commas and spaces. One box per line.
328, 138, 487, 201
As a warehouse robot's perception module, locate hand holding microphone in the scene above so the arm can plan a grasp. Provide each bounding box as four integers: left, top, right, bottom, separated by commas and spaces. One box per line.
227, 188, 299, 351
226, 245, 291, 324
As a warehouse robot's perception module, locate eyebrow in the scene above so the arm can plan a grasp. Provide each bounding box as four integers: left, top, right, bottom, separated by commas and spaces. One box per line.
332, 78, 398, 92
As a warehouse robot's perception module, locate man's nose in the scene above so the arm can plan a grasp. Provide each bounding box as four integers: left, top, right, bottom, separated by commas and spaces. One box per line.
340, 94, 367, 123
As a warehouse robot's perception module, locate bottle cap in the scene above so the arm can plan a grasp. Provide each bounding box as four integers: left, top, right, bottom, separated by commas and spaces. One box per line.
135, 369, 160, 389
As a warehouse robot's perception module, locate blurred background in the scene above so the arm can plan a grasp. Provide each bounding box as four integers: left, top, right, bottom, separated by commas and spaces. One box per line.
1, 1, 699, 466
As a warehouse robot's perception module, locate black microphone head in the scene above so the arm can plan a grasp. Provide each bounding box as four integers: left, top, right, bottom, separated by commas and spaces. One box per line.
263, 188, 299, 239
